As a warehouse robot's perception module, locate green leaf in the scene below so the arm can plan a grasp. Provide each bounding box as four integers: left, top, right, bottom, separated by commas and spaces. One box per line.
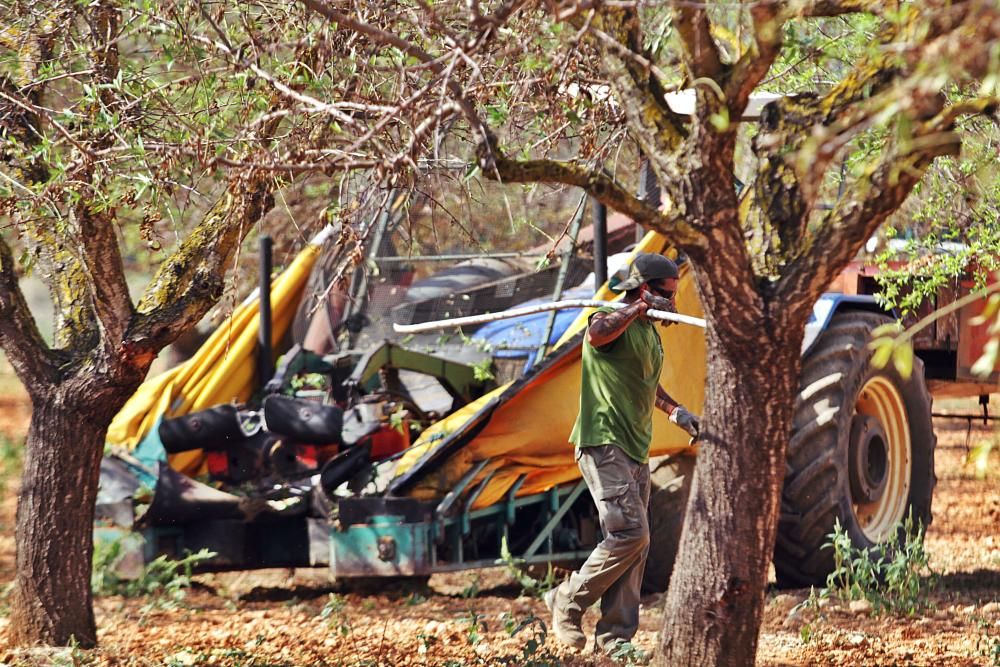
971, 338, 1000, 377
892, 341, 914, 379
969, 293, 1000, 326
871, 341, 894, 369
709, 108, 730, 132
965, 440, 994, 480
871, 322, 904, 337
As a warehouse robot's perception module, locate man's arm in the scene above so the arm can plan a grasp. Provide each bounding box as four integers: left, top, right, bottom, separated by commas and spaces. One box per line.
587, 301, 647, 348
654, 385, 680, 415
656, 384, 701, 438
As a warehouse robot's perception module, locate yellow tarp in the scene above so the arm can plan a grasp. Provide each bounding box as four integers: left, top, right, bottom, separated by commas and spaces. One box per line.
394, 232, 706, 508
106, 242, 322, 476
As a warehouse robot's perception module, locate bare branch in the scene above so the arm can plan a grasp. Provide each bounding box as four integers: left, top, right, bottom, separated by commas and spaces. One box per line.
725, 4, 783, 115
476, 135, 704, 249
129, 170, 274, 354
73, 201, 134, 347
585, 9, 687, 174
790, 0, 887, 18
0, 233, 60, 388
72, 0, 134, 348
671, 0, 723, 79
299, 0, 492, 143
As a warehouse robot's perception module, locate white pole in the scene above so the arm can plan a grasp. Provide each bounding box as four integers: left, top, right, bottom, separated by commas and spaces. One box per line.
392, 300, 707, 334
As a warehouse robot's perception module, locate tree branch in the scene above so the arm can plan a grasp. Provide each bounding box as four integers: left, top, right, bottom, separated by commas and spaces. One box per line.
475, 136, 704, 249
777, 128, 957, 307
0, 233, 60, 388
73, 201, 134, 347
670, 0, 724, 79
73, 0, 133, 348
129, 169, 275, 356
790, 0, 886, 19
724, 4, 783, 116
299, 0, 491, 144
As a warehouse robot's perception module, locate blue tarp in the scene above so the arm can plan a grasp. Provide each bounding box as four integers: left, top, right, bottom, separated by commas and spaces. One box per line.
475, 286, 593, 371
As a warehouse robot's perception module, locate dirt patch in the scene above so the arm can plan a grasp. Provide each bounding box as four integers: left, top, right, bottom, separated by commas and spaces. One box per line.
0, 388, 998, 666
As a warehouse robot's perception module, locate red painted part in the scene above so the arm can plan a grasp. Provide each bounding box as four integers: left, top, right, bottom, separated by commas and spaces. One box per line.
367, 423, 410, 460
831, 261, 1000, 381
206, 451, 228, 477
297, 445, 319, 469
958, 277, 1000, 380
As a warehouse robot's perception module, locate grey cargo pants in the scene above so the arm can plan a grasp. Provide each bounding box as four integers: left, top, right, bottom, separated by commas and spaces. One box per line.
556, 443, 651, 651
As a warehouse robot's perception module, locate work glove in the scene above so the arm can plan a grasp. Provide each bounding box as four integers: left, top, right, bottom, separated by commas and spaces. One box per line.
669, 406, 700, 439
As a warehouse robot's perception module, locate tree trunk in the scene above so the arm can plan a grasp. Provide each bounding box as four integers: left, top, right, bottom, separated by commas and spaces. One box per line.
8, 382, 130, 647
657, 315, 804, 666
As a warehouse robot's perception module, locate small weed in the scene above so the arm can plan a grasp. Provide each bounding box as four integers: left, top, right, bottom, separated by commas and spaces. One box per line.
0, 581, 13, 618
92, 537, 215, 610
417, 631, 437, 656
799, 623, 813, 644
460, 575, 481, 599
405, 591, 428, 606
499, 612, 563, 666
609, 641, 651, 666
498, 536, 557, 598
471, 358, 495, 382
319, 593, 352, 636
464, 609, 487, 645
822, 511, 936, 615
972, 614, 1000, 665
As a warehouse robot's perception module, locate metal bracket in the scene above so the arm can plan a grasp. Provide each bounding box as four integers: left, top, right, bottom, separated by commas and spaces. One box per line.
433, 458, 491, 543
523, 480, 588, 559
504, 474, 528, 525
461, 469, 497, 536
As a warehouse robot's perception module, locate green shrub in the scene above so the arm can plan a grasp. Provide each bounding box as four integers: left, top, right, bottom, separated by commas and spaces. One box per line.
92, 537, 215, 609
499, 612, 562, 667
822, 511, 936, 615
498, 536, 557, 598
319, 593, 352, 636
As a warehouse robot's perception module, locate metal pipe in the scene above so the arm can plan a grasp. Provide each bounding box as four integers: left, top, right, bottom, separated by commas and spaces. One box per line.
392, 300, 706, 334
373, 252, 547, 263
346, 189, 399, 325
257, 235, 274, 388
592, 196, 608, 288
931, 413, 1000, 421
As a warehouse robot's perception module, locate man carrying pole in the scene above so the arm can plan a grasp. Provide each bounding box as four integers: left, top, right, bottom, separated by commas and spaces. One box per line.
545, 253, 700, 657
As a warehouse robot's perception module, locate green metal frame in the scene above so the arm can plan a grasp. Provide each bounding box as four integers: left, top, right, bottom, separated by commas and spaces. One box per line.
349, 341, 486, 404
329, 474, 594, 578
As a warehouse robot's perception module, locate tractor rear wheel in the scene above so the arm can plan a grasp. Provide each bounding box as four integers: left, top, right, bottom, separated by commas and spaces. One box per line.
641, 453, 695, 594
774, 311, 936, 588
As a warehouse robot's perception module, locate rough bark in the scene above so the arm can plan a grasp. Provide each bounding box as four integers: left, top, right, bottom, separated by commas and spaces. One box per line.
7, 383, 137, 647
657, 282, 805, 666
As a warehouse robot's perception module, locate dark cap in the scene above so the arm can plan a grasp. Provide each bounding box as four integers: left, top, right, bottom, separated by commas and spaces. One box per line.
610, 253, 679, 292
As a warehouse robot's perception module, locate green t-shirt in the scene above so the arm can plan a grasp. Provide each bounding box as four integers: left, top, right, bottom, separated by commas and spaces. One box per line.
569, 306, 663, 464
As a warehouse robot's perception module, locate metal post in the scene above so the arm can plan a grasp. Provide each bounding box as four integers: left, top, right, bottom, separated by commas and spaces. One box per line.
257, 235, 273, 388
592, 197, 608, 288
534, 194, 587, 365
345, 189, 398, 329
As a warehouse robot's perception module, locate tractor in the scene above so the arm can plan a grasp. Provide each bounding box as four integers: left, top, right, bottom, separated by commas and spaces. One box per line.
98, 193, 997, 595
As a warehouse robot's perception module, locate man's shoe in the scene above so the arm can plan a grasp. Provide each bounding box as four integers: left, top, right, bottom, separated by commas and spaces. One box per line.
543, 586, 587, 650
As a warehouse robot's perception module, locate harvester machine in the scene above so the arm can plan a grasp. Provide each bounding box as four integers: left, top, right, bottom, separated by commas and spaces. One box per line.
100, 188, 997, 593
